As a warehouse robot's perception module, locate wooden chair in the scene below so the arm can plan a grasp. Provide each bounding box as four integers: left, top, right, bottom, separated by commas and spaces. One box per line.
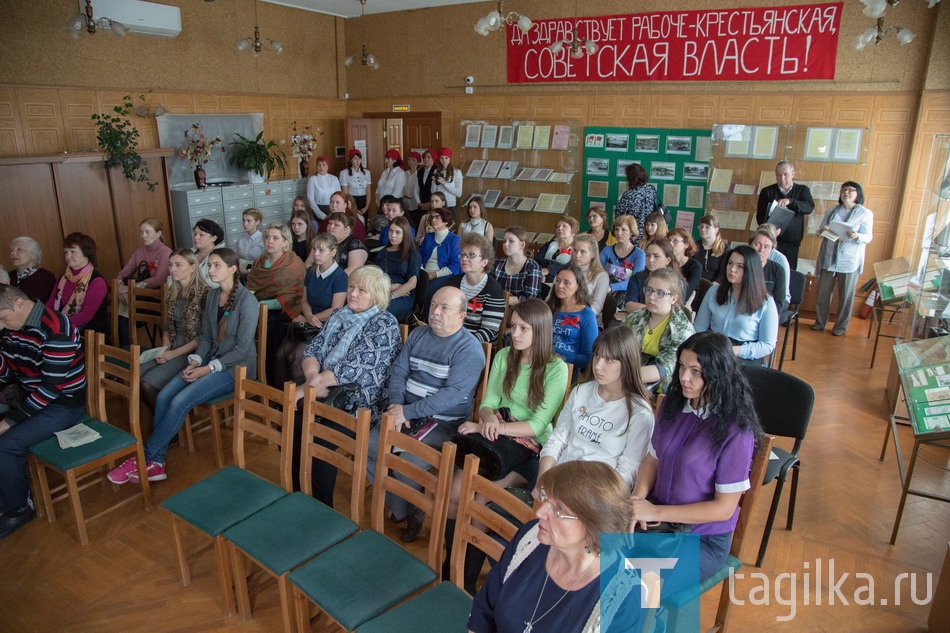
494, 291, 512, 351
160, 367, 295, 616
29, 331, 152, 545
128, 281, 165, 348
399, 322, 409, 344
225, 393, 371, 633
179, 303, 268, 466
354, 454, 533, 632
661, 435, 775, 633
289, 417, 457, 632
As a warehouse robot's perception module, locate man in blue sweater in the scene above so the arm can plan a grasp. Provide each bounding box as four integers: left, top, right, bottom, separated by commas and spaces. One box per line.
0, 284, 86, 540
370, 286, 485, 542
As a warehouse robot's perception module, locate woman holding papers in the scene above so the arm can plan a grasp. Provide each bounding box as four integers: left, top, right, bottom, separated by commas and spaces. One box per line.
812, 182, 874, 336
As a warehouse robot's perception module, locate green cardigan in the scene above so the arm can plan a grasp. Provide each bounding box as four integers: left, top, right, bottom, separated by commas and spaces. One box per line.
623, 307, 695, 390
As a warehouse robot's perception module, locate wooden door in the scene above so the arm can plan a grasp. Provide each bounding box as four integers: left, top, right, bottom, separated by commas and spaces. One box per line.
345, 117, 385, 214
403, 113, 442, 154
385, 118, 403, 158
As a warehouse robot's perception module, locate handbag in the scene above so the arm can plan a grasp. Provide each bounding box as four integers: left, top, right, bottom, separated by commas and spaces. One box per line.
634, 521, 691, 534
452, 408, 539, 481
286, 321, 320, 343
323, 382, 360, 413
125, 260, 151, 284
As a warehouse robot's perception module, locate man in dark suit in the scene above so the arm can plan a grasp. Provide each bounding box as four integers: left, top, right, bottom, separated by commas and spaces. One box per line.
756, 161, 815, 269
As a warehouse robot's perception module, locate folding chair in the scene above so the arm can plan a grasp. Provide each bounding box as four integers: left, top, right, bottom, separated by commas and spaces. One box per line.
776, 270, 804, 370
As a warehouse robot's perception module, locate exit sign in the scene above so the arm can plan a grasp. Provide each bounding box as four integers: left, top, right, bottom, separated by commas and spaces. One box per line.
392, 104, 410, 112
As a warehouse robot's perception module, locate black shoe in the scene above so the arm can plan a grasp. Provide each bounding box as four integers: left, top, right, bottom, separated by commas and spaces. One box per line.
0, 508, 36, 541
401, 509, 425, 543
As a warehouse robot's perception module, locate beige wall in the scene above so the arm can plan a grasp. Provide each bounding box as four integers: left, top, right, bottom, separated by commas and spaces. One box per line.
2, 0, 341, 98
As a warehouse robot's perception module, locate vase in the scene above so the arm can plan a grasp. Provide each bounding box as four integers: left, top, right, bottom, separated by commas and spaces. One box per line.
299, 158, 309, 179
247, 170, 266, 184
194, 165, 206, 189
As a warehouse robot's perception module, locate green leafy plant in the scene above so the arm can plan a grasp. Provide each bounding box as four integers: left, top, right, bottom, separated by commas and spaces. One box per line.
91, 94, 157, 191
227, 131, 287, 178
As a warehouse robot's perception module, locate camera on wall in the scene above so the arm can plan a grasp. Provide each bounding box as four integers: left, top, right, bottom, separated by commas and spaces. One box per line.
465, 76, 475, 85
465, 76, 475, 94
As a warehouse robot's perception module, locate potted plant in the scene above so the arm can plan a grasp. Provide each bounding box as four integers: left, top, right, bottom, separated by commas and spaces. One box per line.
227, 131, 287, 183
91, 94, 157, 191
289, 120, 320, 178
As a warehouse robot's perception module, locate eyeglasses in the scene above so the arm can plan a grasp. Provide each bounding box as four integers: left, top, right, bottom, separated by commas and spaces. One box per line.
534, 488, 579, 520
841, 187, 858, 194
459, 252, 482, 260
669, 238, 685, 245
644, 286, 672, 298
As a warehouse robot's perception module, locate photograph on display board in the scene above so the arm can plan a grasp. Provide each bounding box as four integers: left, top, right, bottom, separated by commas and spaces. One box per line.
606, 133, 629, 152
587, 158, 609, 176
635, 134, 660, 153
650, 162, 676, 180
683, 163, 710, 181
666, 136, 692, 155
617, 159, 640, 178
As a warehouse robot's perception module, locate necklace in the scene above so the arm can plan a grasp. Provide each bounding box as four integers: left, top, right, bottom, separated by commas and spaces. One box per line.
647, 313, 667, 335
523, 553, 597, 633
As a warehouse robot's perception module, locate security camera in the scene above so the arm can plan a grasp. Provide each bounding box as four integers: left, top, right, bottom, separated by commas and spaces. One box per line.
465, 76, 475, 85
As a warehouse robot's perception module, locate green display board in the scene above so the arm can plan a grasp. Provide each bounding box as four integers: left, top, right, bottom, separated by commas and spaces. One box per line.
581, 127, 712, 239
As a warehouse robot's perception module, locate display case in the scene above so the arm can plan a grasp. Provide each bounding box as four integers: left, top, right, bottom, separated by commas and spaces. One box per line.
457, 120, 581, 244
706, 123, 869, 273
891, 134, 950, 343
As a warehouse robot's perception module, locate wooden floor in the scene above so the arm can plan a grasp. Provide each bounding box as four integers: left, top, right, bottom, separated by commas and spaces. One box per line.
2, 319, 949, 633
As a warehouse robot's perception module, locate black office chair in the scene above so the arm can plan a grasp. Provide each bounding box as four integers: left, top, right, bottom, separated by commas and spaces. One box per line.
740, 364, 815, 567
776, 270, 805, 370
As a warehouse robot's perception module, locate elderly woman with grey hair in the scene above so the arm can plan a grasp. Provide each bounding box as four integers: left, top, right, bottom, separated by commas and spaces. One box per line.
8, 237, 56, 303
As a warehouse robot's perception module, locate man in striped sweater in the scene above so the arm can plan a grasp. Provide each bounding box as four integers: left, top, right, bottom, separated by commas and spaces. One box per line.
0, 284, 86, 540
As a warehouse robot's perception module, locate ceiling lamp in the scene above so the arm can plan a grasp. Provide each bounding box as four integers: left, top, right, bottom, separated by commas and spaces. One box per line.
237, 1, 283, 55
345, 0, 380, 71
854, 0, 941, 49
67, 0, 128, 38
474, 1, 533, 36
547, 24, 598, 59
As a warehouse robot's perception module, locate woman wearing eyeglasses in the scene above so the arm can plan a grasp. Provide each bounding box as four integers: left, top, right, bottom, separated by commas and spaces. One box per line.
623, 267, 695, 390
631, 331, 762, 581
468, 461, 641, 633
813, 182, 873, 336
443, 233, 505, 344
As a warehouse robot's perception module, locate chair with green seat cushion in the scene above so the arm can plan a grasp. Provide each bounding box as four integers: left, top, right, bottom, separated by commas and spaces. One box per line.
161, 366, 295, 616
178, 303, 268, 466
29, 331, 153, 545
289, 416, 457, 632
225, 392, 372, 633
355, 581, 472, 633
354, 454, 533, 633
660, 436, 775, 633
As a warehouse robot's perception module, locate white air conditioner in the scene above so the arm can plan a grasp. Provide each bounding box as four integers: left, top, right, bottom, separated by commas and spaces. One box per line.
81, 0, 182, 38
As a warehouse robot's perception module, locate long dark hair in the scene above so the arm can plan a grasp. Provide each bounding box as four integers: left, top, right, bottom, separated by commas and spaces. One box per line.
591, 327, 653, 424
502, 299, 556, 411
209, 248, 242, 342
387, 216, 417, 263
546, 264, 591, 314
716, 245, 769, 315
659, 331, 762, 448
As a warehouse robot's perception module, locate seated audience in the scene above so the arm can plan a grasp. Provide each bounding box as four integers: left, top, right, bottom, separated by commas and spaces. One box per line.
583, 205, 616, 252
47, 232, 109, 336
376, 216, 421, 321
534, 214, 578, 283
191, 219, 226, 288
600, 215, 645, 295
693, 214, 727, 282
547, 265, 598, 375
235, 208, 264, 272
8, 237, 56, 303
115, 217, 172, 346
667, 228, 703, 304
444, 233, 505, 343
325, 211, 368, 275
490, 226, 543, 304
458, 196, 494, 242
571, 234, 609, 321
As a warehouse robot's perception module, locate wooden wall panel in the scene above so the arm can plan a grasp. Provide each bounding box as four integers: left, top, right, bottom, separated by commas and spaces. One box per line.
53, 161, 122, 279
754, 96, 792, 125
792, 96, 834, 125
617, 95, 651, 127
58, 89, 97, 153
219, 96, 247, 114
0, 87, 26, 156
683, 95, 718, 129
0, 164, 64, 277
16, 88, 65, 155
109, 156, 172, 266
193, 95, 219, 114
651, 95, 685, 128
558, 96, 589, 122
719, 96, 754, 123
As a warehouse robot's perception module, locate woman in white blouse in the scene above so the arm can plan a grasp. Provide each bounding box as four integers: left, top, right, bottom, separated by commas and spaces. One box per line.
431, 147, 463, 209
571, 233, 609, 322
305, 156, 341, 220
340, 148, 372, 220
457, 196, 494, 242
376, 149, 407, 206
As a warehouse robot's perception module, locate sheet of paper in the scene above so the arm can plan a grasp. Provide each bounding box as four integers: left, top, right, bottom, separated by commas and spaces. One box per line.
694, 136, 712, 162
536, 193, 558, 213
924, 386, 950, 403
481, 125, 498, 149
675, 211, 695, 233
464, 124, 481, 148
551, 125, 571, 150
497, 126, 514, 149
663, 184, 681, 208
483, 190, 501, 207
551, 195, 570, 213
482, 160, 502, 179
498, 161, 518, 179
733, 184, 756, 196
497, 196, 519, 210
708, 168, 734, 193
711, 209, 750, 231
810, 181, 840, 201
140, 346, 169, 364
515, 168, 537, 181
516, 125, 534, 150
533, 125, 551, 150
805, 127, 833, 161
686, 186, 704, 209
587, 180, 609, 198
465, 160, 486, 178
752, 126, 778, 159
517, 198, 538, 212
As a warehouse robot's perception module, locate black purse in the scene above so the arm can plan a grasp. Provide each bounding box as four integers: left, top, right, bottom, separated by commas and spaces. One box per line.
451, 408, 538, 481
286, 321, 320, 343
322, 383, 360, 414
125, 260, 151, 284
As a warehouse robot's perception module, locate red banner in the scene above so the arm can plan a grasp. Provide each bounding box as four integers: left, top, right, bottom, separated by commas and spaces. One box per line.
506, 3, 842, 83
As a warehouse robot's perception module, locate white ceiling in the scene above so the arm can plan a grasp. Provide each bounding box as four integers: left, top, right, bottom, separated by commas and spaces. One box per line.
262, 0, 486, 19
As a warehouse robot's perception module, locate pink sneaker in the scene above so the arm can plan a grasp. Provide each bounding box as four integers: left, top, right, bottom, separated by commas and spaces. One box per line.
128, 461, 166, 483
107, 457, 139, 485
